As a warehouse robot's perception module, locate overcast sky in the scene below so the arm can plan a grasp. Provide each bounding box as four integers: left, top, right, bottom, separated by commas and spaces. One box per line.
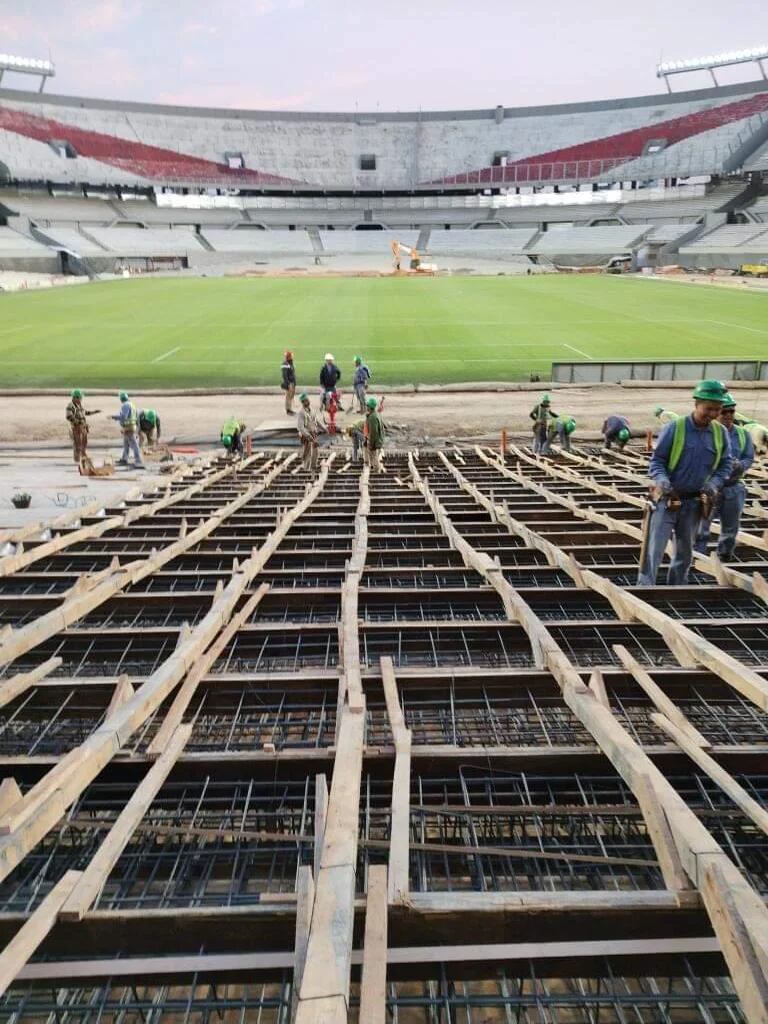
2, 0, 767, 111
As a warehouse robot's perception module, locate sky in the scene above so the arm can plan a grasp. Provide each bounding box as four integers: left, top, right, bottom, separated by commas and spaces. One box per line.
1, 0, 767, 112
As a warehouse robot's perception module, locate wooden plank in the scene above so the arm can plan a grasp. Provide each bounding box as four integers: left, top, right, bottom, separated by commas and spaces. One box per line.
58, 725, 192, 921
359, 865, 388, 1024
587, 669, 609, 708
701, 860, 768, 1022
0, 779, 22, 818
314, 774, 328, 880
105, 675, 134, 720
388, 733, 412, 904
380, 656, 405, 733
632, 772, 691, 894
0, 657, 63, 711
652, 712, 768, 837
612, 644, 710, 749
146, 585, 269, 756
0, 869, 82, 996
292, 865, 315, 1023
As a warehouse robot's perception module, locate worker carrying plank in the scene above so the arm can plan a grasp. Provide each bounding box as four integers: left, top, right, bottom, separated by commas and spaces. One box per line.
530, 393, 557, 454
297, 392, 324, 475
695, 391, 754, 561
638, 379, 732, 586
65, 388, 100, 465
602, 415, 631, 450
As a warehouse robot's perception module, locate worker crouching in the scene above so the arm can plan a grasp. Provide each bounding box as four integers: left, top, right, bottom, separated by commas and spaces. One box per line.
221, 417, 246, 457
297, 392, 324, 475
138, 408, 161, 447
602, 415, 631, 450
638, 380, 732, 586
544, 415, 576, 454
695, 392, 754, 560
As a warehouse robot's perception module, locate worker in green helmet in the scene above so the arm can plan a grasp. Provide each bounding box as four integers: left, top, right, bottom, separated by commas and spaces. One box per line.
220, 416, 246, 457
733, 411, 768, 454
297, 392, 324, 475
544, 415, 576, 454
65, 388, 100, 465
364, 396, 385, 473
695, 392, 754, 560
530, 393, 557, 454
353, 355, 371, 414
654, 405, 680, 427
111, 391, 144, 468
602, 415, 631, 450
138, 408, 161, 447
638, 379, 732, 585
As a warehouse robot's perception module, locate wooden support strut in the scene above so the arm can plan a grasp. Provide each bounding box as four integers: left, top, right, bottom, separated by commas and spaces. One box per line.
0, 456, 332, 884
359, 865, 388, 1024
380, 656, 411, 905
0, 456, 293, 671
425, 451, 768, 1015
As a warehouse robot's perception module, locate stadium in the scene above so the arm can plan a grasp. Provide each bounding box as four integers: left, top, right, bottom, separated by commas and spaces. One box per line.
1, 28, 768, 1024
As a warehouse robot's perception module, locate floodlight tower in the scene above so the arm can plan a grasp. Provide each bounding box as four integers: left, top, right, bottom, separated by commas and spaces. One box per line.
656, 46, 768, 92
0, 54, 55, 93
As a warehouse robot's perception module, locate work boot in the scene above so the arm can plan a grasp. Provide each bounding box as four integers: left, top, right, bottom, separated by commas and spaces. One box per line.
117, 459, 128, 466
135, 463, 145, 470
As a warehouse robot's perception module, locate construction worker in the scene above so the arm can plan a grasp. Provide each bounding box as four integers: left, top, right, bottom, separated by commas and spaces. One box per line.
111, 391, 144, 469
352, 355, 371, 414
530, 393, 557, 454
220, 416, 246, 457
638, 380, 732, 586
602, 415, 631, 450
654, 406, 680, 427
695, 392, 754, 560
735, 412, 768, 453
320, 353, 342, 411
281, 350, 297, 415
138, 408, 161, 447
297, 392, 323, 474
345, 418, 366, 462
365, 396, 384, 472
544, 416, 576, 454
65, 389, 100, 465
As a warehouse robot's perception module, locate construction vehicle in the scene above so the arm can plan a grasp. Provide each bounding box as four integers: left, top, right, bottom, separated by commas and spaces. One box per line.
390, 239, 438, 274
738, 262, 768, 278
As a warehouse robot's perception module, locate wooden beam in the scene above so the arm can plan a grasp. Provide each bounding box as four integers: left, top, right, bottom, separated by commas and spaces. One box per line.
292, 865, 315, 1023
104, 675, 134, 720
0, 779, 22, 818
359, 865, 388, 1024
0, 657, 63, 711
612, 645, 710, 749
652, 712, 768, 837
388, 732, 411, 905
58, 725, 192, 921
587, 669, 609, 708
632, 772, 692, 895
314, 774, 328, 880
0, 870, 82, 996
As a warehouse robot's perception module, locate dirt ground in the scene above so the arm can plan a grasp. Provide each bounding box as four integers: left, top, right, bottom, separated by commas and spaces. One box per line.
2, 383, 767, 448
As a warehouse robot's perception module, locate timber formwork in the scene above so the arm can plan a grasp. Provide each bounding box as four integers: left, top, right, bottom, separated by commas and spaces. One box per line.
0, 446, 766, 1022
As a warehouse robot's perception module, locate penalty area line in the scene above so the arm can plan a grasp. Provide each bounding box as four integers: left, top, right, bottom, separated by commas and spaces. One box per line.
563, 343, 593, 359
152, 346, 181, 363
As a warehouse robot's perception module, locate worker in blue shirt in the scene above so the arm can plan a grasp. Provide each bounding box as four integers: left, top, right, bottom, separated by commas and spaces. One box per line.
695, 392, 754, 561
638, 379, 732, 586
602, 414, 631, 450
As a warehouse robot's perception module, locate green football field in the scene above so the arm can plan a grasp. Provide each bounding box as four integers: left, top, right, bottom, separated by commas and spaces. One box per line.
0, 274, 765, 388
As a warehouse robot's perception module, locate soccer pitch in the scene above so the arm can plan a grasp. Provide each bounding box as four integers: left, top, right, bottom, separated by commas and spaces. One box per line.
0, 274, 765, 388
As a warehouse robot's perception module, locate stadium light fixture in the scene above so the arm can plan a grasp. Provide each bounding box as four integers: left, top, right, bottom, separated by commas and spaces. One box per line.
656, 45, 768, 90
0, 53, 55, 93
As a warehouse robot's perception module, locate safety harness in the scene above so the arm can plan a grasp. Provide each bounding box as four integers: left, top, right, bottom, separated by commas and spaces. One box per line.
668, 416, 726, 475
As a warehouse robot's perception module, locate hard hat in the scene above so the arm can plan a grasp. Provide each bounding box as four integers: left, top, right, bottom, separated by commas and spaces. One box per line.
618, 427, 631, 442
693, 379, 727, 402
354, 354, 362, 363
366, 397, 378, 410
71, 388, 83, 399
720, 392, 736, 409
541, 393, 551, 404
654, 405, 664, 416
324, 352, 334, 361
119, 391, 129, 402
284, 349, 293, 360
144, 410, 156, 424
564, 417, 576, 434
222, 434, 232, 446
300, 392, 310, 402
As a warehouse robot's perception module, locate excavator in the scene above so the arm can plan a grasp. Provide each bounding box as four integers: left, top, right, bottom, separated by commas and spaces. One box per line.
391, 239, 420, 271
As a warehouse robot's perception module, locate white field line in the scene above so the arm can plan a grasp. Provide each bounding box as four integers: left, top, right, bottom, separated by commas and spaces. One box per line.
563, 343, 593, 359
706, 319, 768, 335
152, 346, 181, 363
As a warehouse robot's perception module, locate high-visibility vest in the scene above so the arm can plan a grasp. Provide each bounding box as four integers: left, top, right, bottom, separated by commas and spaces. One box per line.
734, 425, 747, 455
668, 416, 725, 475
123, 402, 137, 430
